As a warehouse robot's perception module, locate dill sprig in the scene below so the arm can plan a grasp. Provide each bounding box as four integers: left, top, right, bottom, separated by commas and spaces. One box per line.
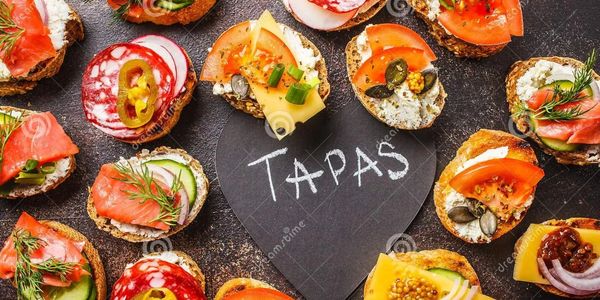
112, 0, 142, 22
0, 113, 22, 166
13, 229, 76, 300
0, 1, 24, 57
516, 50, 598, 121
113, 161, 182, 226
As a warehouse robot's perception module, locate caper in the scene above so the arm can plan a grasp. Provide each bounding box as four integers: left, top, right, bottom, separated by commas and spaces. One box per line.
480, 210, 498, 237
420, 69, 438, 94
231, 74, 249, 98
365, 85, 395, 99
385, 59, 408, 90
448, 206, 477, 223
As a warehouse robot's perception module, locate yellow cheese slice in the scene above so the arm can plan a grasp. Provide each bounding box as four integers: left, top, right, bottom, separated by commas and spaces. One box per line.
365, 254, 494, 300
513, 224, 600, 285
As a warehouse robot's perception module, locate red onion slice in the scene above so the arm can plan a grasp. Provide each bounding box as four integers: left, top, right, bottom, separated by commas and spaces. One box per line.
34, 0, 48, 25
441, 279, 461, 300
464, 286, 480, 300
537, 258, 597, 296
551, 258, 600, 279
452, 280, 469, 300
551, 259, 600, 291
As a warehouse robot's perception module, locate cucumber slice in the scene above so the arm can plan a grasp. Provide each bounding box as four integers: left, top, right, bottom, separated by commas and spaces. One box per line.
155, 0, 194, 11
529, 115, 580, 152
46, 264, 93, 300
0, 112, 16, 125
145, 159, 197, 206
428, 268, 466, 282
542, 80, 593, 96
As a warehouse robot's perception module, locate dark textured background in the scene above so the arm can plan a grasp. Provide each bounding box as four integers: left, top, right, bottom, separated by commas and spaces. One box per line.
1, 0, 599, 299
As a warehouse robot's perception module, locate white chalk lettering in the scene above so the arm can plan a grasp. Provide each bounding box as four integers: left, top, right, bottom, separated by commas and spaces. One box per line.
286, 158, 324, 199
247, 148, 288, 202
353, 147, 383, 187
378, 142, 410, 180
324, 149, 346, 186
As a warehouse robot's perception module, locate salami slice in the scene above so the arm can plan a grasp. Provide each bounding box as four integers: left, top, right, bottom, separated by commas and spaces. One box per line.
308, 0, 367, 13
81, 43, 175, 140
111, 259, 206, 300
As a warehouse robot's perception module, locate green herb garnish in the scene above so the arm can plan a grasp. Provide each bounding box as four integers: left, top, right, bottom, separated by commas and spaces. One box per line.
0, 1, 24, 58
0, 114, 22, 167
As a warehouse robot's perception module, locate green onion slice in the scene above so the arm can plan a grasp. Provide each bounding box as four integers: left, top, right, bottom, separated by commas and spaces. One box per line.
23, 159, 39, 173
41, 162, 56, 174
268, 64, 285, 87
285, 83, 312, 105
287, 65, 305, 81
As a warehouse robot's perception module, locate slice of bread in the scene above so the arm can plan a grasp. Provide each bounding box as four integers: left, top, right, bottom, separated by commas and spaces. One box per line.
115, 0, 217, 25
140, 251, 206, 291
0, 106, 76, 199
217, 23, 330, 119
214, 278, 278, 300
406, 0, 506, 58
345, 36, 447, 130
281, 0, 387, 31
0, 8, 84, 96
434, 129, 538, 243
86, 146, 209, 243
514, 218, 600, 299
364, 250, 481, 297
506, 56, 600, 166
40, 220, 107, 300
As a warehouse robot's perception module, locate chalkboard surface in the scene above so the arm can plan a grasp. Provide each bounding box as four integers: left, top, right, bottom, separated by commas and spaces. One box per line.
216, 101, 436, 299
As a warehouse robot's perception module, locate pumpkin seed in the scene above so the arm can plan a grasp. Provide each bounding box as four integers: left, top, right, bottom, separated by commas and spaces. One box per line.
365, 85, 395, 99
231, 74, 249, 98
467, 198, 486, 218
448, 206, 477, 223
420, 69, 438, 94
479, 210, 498, 237
385, 59, 408, 89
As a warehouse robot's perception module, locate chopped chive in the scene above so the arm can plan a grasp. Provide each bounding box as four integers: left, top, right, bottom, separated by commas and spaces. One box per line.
287, 65, 305, 81
285, 83, 312, 105
23, 159, 39, 173
268, 64, 285, 87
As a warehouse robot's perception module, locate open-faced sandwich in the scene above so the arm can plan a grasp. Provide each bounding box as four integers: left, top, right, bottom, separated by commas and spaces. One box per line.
214, 278, 293, 300
365, 250, 492, 299
514, 218, 600, 298
111, 251, 206, 299
406, 0, 523, 58
108, 0, 216, 25
87, 147, 208, 242
507, 51, 600, 165
82, 35, 196, 144
0, 212, 106, 300
346, 24, 446, 130
0, 0, 84, 96
435, 129, 544, 243
200, 11, 329, 140
281, 0, 385, 31
0, 106, 79, 199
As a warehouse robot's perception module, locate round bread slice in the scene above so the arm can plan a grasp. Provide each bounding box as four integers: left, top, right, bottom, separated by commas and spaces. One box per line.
406, 0, 506, 58
117, 0, 217, 25
281, 0, 387, 31
506, 56, 600, 166
514, 218, 600, 299
141, 251, 206, 291
214, 278, 278, 300
0, 106, 77, 200
86, 146, 209, 243
218, 23, 330, 119
434, 129, 539, 243
0, 7, 84, 96
345, 35, 446, 130
40, 220, 107, 300
364, 250, 481, 297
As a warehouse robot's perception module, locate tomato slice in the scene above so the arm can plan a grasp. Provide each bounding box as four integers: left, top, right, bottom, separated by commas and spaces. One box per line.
366, 24, 437, 61
200, 21, 252, 82
438, 8, 511, 46
449, 158, 544, 219
352, 47, 430, 92
223, 288, 293, 300
502, 0, 524, 36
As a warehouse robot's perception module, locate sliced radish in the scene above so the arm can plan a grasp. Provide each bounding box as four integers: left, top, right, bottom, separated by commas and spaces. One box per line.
34, 0, 48, 25
132, 35, 189, 95
288, 0, 356, 31
146, 164, 190, 225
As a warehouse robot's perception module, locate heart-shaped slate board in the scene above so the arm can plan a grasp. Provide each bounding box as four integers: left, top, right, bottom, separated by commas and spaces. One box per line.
216, 101, 436, 299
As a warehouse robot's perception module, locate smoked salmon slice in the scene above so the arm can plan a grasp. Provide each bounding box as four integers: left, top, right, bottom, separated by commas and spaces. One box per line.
0, 112, 79, 186
3, 0, 56, 77
0, 212, 87, 287
91, 164, 174, 231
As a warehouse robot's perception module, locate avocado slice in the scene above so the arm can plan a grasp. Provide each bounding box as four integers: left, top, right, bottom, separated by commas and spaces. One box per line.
46, 264, 94, 300
154, 0, 194, 11
0, 112, 16, 125
145, 159, 197, 206
542, 80, 593, 96
428, 268, 466, 282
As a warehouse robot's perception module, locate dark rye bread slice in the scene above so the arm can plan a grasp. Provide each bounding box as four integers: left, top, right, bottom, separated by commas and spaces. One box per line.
345, 35, 447, 130
219, 24, 330, 119
0, 106, 76, 199
214, 278, 277, 300
514, 218, 600, 299
406, 0, 506, 58
86, 147, 209, 243
364, 250, 481, 298
434, 129, 538, 243
118, 0, 217, 25
506, 56, 600, 166
281, 0, 387, 31
140, 251, 206, 291
40, 220, 107, 300
0, 9, 84, 96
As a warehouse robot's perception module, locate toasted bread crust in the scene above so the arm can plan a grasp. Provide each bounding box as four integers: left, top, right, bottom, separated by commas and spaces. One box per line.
0, 9, 84, 96
87, 147, 209, 243
118, 0, 217, 25
41, 220, 107, 300
0, 106, 77, 199
214, 278, 277, 300
434, 129, 539, 243
281, 0, 387, 31
218, 24, 330, 119
513, 218, 600, 299
345, 35, 447, 130
406, 0, 506, 58
143, 251, 206, 291
506, 56, 600, 166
